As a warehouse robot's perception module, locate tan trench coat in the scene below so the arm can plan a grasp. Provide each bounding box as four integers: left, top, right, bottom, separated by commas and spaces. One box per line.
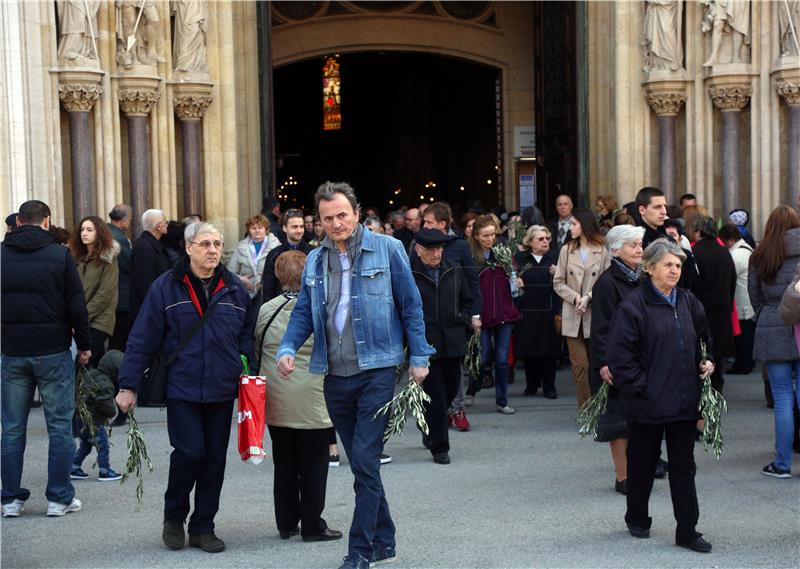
553, 242, 610, 338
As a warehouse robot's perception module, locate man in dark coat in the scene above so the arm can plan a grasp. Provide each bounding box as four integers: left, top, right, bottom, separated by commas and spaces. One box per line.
1, 200, 91, 518
263, 197, 287, 245
130, 209, 170, 326
260, 209, 312, 305
411, 229, 474, 465
547, 194, 574, 251
108, 204, 133, 351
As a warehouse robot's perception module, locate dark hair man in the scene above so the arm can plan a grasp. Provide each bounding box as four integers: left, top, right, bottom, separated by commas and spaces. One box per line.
679, 193, 697, 209
636, 187, 668, 249
1, 200, 91, 518
108, 204, 133, 351
277, 182, 434, 569
260, 209, 312, 304
262, 197, 287, 245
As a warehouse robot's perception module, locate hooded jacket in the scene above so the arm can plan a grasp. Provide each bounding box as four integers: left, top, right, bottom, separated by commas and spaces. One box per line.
1, 225, 91, 356
76, 240, 120, 336
82, 349, 123, 422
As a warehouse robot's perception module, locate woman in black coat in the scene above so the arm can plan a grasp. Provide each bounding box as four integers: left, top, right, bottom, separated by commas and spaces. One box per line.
589, 225, 645, 495
513, 225, 560, 399
608, 239, 714, 554
688, 216, 737, 393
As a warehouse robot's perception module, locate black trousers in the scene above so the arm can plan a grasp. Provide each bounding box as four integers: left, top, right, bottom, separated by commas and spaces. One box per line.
165, 399, 233, 535
626, 420, 700, 544
88, 328, 109, 368
422, 357, 462, 455
267, 425, 330, 536
523, 357, 557, 393
731, 318, 755, 373
326, 426, 337, 446
108, 311, 130, 352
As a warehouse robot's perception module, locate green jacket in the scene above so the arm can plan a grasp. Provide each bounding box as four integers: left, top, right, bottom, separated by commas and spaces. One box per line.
82, 349, 122, 422
76, 241, 119, 336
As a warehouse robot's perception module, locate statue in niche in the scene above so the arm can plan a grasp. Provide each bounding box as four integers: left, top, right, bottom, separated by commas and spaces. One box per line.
57, 0, 101, 67
115, 0, 166, 68
172, 0, 209, 74
642, 0, 684, 72
779, 0, 800, 58
701, 0, 751, 67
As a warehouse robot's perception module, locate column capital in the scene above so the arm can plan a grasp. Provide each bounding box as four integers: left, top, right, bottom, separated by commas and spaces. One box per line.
114, 74, 162, 116
170, 80, 215, 121
773, 66, 800, 108
642, 79, 687, 117
56, 69, 104, 113
706, 76, 752, 112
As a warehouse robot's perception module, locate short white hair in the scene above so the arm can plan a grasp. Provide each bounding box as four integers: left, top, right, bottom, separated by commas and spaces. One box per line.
141, 209, 165, 232
606, 225, 646, 254
185, 221, 223, 244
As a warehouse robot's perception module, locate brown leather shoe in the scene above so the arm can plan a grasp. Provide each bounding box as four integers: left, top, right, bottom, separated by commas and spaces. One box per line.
188, 532, 226, 553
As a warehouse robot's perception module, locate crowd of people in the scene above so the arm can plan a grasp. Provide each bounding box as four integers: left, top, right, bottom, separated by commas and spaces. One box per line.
1, 184, 799, 567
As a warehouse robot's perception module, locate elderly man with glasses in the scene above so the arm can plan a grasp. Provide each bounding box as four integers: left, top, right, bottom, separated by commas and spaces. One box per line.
117, 222, 256, 554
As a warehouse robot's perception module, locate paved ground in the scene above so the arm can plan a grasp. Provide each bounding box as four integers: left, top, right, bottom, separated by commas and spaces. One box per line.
1, 368, 798, 569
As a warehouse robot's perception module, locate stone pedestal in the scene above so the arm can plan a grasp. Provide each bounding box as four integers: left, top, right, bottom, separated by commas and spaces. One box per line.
115, 74, 161, 237
707, 73, 752, 216
773, 63, 800, 209
643, 78, 687, 205
56, 68, 104, 224
170, 79, 214, 218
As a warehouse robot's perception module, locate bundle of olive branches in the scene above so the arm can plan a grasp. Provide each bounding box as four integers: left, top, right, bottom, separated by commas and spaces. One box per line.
122, 410, 153, 509
75, 366, 99, 441
373, 377, 431, 443
490, 243, 515, 276
698, 339, 727, 459
463, 333, 481, 378
576, 383, 609, 437
505, 219, 527, 252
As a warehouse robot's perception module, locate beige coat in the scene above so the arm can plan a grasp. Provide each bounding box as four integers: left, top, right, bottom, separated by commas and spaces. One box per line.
553, 242, 610, 338
76, 240, 120, 336
256, 293, 332, 430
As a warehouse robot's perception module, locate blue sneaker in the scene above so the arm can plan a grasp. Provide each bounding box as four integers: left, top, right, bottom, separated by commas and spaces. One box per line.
98, 468, 123, 482
70, 468, 89, 480
370, 545, 396, 567
338, 553, 370, 569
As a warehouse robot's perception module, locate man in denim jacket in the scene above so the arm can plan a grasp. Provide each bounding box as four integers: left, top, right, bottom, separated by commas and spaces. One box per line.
277, 182, 434, 569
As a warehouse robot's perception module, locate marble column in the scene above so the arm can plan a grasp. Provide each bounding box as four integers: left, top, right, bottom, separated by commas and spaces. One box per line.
116, 75, 161, 237
171, 81, 214, 218
57, 70, 104, 224
774, 69, 800, 208
644, 81, 687, 205
707, 77, 751, 215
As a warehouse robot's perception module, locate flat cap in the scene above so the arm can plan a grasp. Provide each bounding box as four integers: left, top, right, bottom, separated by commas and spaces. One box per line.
415, 228, 447, 247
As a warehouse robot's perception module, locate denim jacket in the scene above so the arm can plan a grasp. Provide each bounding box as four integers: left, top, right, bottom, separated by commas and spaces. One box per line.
277, 228, 435, 374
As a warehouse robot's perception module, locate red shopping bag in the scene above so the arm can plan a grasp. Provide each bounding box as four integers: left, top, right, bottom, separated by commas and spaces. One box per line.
238, 374, 267, 464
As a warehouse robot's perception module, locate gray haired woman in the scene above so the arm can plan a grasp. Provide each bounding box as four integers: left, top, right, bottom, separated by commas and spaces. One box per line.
589, 225, 645, 495
608, 239, 714, 553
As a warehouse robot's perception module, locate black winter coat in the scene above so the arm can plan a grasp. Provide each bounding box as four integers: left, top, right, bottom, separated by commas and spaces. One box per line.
1, 225, 91, 356
691, 238, 737, 358
260, 240, 313, 305
108, 224, 132, 312
130, 231, 171, 324
608, 280, 711, 424
411, 257, 474, 359
512, 250, 561, 358
589, 260, 640, 395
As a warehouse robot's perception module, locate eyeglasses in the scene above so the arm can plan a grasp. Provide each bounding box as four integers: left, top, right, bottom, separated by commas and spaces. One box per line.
190, 240, 223, 250
536, 236, 552, 241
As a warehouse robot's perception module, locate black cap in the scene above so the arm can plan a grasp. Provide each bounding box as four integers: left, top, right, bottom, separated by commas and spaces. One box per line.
415, 228, 447, 248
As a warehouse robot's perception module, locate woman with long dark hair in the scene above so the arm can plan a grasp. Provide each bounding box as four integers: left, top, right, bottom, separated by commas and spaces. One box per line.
553, 208, 609, 408
748, 205, 800, 478
68, 216, 119, 368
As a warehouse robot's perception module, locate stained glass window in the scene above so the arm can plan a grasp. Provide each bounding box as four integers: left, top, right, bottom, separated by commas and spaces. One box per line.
323, 56, 341, 131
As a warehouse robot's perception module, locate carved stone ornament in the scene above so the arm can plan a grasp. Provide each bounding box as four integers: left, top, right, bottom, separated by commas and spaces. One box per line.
707, 84, 751, 111
58, 82, 103, 112
118, 88, 161, 116
173, 94, 213, 120
646, 91, 687, 116
775, 79, 800, 107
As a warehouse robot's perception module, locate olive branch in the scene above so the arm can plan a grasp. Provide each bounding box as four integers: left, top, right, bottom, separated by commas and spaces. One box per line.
121, 410, 153, 510
373, 377, 431, 443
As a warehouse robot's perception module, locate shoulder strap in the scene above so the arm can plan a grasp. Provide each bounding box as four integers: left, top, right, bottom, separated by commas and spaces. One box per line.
162, 300, 220, 367
256, 294, 294, 370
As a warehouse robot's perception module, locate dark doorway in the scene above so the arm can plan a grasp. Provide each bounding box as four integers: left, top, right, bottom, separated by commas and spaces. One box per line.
273, 52, 499, 214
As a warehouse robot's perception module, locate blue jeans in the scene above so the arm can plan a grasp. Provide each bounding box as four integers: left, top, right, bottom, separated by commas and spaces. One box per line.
766, 361, 800, 471
324, 368, 396, 560
1, 351, 76, 505
481, 323, 514, 407
73, 421, 110, 472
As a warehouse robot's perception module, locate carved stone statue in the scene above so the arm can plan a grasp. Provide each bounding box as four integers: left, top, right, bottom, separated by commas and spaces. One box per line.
701, 0, 751, 67
172, 0, 209, 74
779, 0, 800, 58
642, 0, 684, 72
57, 0, 101, 67
115, 0, 166, 69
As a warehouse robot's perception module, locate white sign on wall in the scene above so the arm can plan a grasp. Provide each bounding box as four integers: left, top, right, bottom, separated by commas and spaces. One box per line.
514, 126, 536, 159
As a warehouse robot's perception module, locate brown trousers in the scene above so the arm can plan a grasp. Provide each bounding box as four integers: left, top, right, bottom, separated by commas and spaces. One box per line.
566, 335, 591, 407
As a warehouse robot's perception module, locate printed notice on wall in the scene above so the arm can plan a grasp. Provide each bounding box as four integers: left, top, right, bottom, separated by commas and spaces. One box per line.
519, 175, 535, 209
514, 126, 536, 159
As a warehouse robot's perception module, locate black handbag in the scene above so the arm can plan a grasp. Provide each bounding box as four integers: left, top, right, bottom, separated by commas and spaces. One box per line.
137, 303, 219, 407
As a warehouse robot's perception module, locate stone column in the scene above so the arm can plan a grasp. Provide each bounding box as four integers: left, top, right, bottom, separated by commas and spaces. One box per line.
774, 67, 800, 208
644, 80, 687, 204
57, 69, 104, 223
707, 76, 751, 215
171, 81, 214, 218
115, 75, 161, 237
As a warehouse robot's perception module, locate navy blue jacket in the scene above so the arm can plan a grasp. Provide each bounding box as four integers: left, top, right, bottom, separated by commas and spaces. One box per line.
1, 225, 91, 356
119, 259, 256, 403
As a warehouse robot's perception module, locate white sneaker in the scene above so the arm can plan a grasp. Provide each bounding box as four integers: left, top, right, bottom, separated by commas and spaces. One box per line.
2, 499, 25, 518
46, 498, 82, 517
496, 405, 515, 415
464, 395, 475, 407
